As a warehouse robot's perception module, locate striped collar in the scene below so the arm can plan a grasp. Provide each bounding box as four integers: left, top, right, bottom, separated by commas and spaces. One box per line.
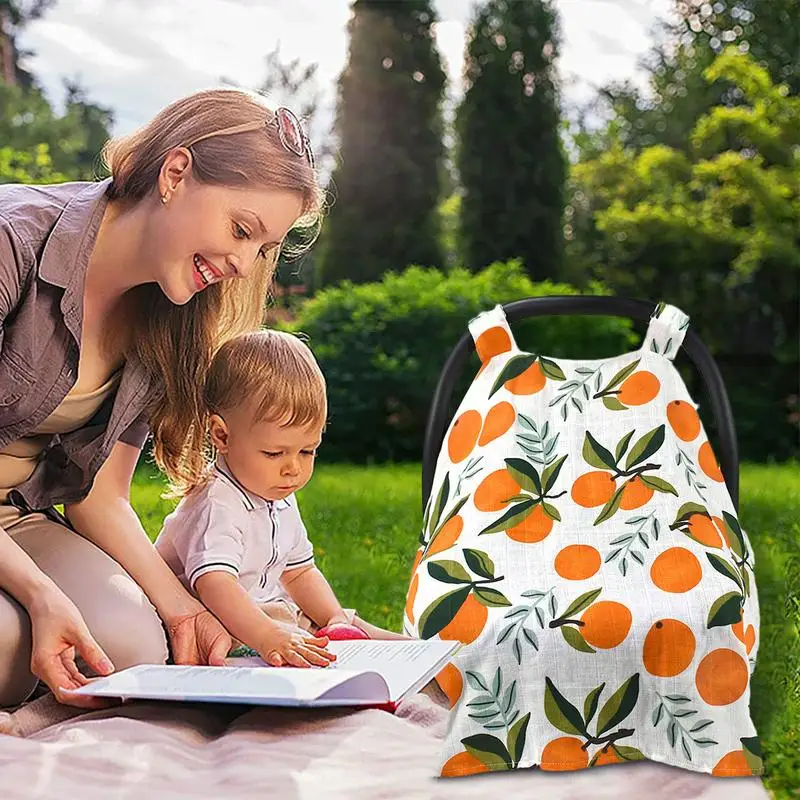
213, 456, 291, 512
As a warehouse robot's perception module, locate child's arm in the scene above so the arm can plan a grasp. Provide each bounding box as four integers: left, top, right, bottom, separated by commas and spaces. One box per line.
194, 571, 335, 667
280, 565, 350, 628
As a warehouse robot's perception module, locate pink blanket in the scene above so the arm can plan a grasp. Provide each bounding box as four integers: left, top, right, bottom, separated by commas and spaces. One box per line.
0, 684, 769, 799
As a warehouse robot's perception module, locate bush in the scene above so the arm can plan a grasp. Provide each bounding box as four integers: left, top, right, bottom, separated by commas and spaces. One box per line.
282, 260, 636, 462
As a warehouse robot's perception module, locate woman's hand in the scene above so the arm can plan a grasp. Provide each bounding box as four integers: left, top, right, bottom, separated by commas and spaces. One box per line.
27, 588, 116, 709
164, 603, 233, 667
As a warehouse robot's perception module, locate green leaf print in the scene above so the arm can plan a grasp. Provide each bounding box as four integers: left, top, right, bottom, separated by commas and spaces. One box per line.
584, 684, 606, 726
722, 510, 747, 561
539, 357, 566, 381
505, 457, 541, 494
639, 475, 678, 496
596, 674, 640, 737
594, 485, 625, 525
583, 431, 617, 470
611, 745, 646, 762
561, 624, 596, 653
463, 734, 512, 770
602, 396, 628, 411
706, 553, 745, 592
427, 560, 472, 584
615, 431, 635, 462
508, 713, 531, 765
425, 496, 469, 556
542, 454, 568, 495
624, 425, 665, 470
463, 548, 495, 579
430, 473, 450, 535
490, 355, 538, 398
473, 587, 512, 607
674, 502, 708, 523
542, 502, 562, 521
561, 588, 603, 619
544, 677, 587, 736
479, 499, 537, 535
418, 586, 472, 639
741, 736, 763, 773
707, 591, 745, 628
604, 359, 641, 393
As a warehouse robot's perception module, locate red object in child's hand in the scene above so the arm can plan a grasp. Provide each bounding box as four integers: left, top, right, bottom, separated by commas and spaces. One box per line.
316, 623, 370, 640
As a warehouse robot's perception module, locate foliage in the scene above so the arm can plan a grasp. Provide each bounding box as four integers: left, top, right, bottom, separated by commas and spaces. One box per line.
568, 49, 799, 460
282, 260, 634, 463
319, 0, 446, 286
456, 0, 566, 281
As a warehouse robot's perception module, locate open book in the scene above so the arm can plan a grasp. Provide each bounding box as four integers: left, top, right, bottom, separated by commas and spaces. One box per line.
66, 639, 461, 709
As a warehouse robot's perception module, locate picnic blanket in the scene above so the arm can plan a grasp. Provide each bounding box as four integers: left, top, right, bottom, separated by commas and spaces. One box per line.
0, 681, 768, 799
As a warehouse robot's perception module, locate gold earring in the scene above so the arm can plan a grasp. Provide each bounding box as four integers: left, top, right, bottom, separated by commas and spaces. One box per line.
161, 193, 169, 204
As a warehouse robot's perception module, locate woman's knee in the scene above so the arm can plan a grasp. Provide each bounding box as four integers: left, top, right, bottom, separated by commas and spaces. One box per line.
0, 591, 38, 708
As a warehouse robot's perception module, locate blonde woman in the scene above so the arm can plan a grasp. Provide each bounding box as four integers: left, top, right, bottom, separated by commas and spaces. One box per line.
0, 89, 322, 709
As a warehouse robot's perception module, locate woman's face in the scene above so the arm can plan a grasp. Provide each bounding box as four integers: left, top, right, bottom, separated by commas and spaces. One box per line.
150, 154, 305, 305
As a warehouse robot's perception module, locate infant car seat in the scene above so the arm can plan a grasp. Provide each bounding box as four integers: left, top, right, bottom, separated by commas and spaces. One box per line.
405, 297, 762, 779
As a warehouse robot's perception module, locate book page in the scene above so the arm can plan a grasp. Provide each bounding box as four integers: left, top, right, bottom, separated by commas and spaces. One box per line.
69, 663, 368, 704
322, 639, 459, 701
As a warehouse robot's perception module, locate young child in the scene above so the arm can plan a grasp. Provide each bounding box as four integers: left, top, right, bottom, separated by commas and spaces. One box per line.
155, 329, 407, 669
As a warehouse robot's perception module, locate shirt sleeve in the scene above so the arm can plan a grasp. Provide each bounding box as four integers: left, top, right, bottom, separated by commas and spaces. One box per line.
174, 498, 247, 590
118, 409, 150, 449
282, 496, 315, 570
0, 216, 27, 343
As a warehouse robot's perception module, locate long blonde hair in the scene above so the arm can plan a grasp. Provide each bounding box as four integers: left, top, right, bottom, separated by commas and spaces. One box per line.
101, 88, 324, 494
187, 329, 327, 497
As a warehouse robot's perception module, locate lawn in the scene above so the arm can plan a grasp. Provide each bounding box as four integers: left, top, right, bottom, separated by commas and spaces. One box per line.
132, 461, 799, 799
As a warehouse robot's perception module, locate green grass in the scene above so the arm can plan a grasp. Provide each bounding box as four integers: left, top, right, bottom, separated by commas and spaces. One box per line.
132, 461, 799, 798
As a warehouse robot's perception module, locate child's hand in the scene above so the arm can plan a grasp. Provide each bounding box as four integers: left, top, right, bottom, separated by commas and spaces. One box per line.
258, 626, 336, 668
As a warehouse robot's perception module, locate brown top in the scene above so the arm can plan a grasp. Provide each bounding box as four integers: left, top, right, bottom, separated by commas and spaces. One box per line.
0, 179, 152, 512
0, 369, 122, 502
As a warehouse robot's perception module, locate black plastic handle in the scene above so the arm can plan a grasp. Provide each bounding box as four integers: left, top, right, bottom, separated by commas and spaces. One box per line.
422, 296, 739, 512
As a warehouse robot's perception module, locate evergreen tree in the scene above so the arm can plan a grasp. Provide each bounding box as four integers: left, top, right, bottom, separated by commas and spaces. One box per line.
456, 0, 566, 280
319, 0, 446, 285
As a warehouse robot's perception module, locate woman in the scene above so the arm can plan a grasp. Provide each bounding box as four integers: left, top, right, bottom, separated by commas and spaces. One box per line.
0, 88, 323, 709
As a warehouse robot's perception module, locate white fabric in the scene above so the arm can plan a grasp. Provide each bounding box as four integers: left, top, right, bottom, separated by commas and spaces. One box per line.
405, 302, 762, 780
155, 456, 314, 603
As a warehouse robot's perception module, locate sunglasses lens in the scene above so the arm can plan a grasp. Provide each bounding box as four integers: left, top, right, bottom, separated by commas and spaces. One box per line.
276, 108, 304, 156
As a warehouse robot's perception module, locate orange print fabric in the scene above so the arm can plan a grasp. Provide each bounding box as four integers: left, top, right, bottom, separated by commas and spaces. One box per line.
405, 302, 762, 780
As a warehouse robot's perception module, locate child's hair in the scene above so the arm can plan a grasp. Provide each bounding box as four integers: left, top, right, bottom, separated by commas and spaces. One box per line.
181, 329, 327, 496
100, 87, 325, 496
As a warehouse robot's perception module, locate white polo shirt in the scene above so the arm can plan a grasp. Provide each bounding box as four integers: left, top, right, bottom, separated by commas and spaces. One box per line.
154, 456, 315, 604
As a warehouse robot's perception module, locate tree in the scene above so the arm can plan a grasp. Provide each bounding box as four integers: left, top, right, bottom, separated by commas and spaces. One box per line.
318, 0, 446, 286
568, 49, 799, 459
591, 0, 800, 155
455, 0, 566, 281
0, 0, 56, 86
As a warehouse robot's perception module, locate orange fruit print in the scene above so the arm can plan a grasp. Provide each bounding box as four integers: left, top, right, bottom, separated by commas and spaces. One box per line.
447, 410, 482, 463
579, 601, 632, 649
617, 371, 660, 405
667, 400, 701, 441
643, 619, 696, 677
418, 302, 761, 780
438, 593, 488, 644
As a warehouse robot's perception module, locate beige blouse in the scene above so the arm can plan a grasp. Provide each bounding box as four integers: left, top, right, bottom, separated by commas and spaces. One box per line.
0, 369, 122, 501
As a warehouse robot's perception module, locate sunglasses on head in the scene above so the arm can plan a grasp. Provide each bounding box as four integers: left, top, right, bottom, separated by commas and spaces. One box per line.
182, 106, 315, 169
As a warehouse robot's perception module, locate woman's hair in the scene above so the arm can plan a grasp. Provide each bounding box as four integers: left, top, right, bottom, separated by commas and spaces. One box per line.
100, 88, 324, 495
183, 329, 327, 496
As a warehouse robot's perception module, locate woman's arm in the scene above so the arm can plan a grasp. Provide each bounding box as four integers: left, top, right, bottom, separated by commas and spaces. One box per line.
0, 525, 115, 705
64, 439, 231, 665
64, 440, 200, 623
